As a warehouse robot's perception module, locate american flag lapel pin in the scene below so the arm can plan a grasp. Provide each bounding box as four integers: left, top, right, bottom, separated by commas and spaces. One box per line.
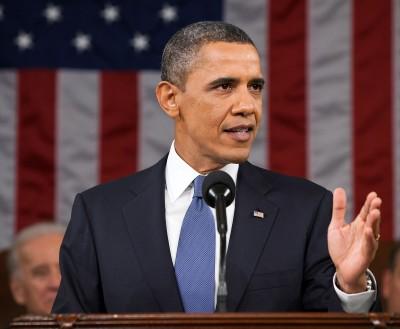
253, 210, 264, 219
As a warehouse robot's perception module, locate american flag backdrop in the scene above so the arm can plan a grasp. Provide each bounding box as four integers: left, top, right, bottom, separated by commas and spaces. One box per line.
0, 0, 399, 250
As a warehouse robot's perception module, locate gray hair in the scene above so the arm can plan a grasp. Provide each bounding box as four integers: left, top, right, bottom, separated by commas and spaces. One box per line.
7, 222, 66, 278
161, 21, 256, 89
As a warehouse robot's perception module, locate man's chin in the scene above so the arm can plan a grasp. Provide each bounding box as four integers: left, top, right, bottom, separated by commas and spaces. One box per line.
223, 149, 251, 164
196, 147, 251, 172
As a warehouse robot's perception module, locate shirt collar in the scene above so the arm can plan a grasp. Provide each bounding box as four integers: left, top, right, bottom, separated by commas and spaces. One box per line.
165, 141, 239, 203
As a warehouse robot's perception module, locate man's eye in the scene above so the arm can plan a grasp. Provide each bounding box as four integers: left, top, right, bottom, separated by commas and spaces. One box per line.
249, 83, 263, 92
31, 265, 50, 278
218, 83, 232, 90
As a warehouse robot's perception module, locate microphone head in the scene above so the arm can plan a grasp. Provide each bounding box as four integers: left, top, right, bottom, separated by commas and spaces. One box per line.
202, 171, 235, 208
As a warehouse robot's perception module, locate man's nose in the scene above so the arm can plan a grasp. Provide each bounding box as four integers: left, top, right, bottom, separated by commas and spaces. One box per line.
48, 268, 61, 289
232, 88, 256, 116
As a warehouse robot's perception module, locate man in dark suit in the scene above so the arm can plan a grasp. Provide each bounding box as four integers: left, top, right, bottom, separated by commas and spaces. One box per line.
53, 21, 382, 313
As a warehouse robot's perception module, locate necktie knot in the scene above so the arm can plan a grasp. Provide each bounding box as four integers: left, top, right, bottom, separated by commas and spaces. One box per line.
193, 175, 205, 198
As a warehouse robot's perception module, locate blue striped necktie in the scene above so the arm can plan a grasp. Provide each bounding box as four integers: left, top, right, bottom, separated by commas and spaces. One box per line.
175, 175, 216, 312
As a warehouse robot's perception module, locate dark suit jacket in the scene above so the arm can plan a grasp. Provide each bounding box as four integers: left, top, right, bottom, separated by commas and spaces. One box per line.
53, 156, 345, 313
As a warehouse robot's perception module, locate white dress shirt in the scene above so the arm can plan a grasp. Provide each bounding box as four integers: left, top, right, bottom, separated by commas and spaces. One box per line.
165, 141, 238, 284
164, 142, 376, 312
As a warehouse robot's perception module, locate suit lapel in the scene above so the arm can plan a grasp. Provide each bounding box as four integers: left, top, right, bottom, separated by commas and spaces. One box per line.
122, 157, 183, 312
226, 162, 280, 311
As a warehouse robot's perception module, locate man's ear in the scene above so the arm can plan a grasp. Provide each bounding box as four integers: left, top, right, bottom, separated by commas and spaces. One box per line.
10, 276, 27, 306
155, 81, 181, 119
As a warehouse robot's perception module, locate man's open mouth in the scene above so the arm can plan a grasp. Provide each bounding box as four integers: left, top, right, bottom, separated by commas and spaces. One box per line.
223, 125, 254, 142
224, 125, 253, 133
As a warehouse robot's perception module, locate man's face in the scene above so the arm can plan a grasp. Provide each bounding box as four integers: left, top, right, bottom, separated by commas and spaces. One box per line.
10, 233, 63, 315
382, 254, 400, 313
174, 42, 263, 172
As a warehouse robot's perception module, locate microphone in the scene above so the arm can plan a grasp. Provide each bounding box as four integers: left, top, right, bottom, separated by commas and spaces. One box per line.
202, 171, 235, 312
202, 171, 235, 235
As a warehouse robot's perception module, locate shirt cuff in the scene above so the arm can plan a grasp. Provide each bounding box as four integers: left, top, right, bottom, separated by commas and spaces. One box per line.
333, 269, 377, 313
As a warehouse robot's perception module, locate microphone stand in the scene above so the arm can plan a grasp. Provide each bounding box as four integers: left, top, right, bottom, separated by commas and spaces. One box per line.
202, 170, 235, 313
215, 193, 228, 312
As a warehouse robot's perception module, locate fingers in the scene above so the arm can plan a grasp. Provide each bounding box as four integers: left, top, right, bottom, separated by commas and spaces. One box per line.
366, 198, 382, 238
358, 192, 382, 244
370, 196, 382, 211
358, 192, 378, 221
364, 226, 379, 258
331, 187, 347, 228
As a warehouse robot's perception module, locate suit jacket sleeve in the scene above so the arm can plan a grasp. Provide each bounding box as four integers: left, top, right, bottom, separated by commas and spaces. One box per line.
52, 193, 105, 313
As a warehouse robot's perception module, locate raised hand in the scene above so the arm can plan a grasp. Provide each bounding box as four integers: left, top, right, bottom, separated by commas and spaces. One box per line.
328, 188, 382, 293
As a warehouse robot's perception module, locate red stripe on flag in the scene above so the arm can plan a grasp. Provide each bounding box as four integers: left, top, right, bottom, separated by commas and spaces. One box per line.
268, 0, 307, 177
100, 71, 138, 183
16, 70, 56, 231
353, 0, 393, 240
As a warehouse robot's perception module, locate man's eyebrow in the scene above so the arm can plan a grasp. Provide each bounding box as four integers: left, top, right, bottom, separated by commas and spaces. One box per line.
207, 77, 238, 88
206, 77, 265, 89
249, 78, 265, 86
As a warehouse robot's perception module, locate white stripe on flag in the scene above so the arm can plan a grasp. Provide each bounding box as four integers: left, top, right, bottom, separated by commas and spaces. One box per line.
224, 0, 268, 168
0, 71, 17, 250
308, 0, 354, 220
394, 0, 400, 239
56, 71, 100, 225
138, 71, 173, 170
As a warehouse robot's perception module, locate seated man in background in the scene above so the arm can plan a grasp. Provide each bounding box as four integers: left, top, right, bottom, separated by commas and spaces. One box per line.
7, 222, 65, 315
382, 242, 400, 313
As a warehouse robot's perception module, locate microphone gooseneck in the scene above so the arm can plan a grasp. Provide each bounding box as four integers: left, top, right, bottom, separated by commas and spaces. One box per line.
202, 171, 235, 312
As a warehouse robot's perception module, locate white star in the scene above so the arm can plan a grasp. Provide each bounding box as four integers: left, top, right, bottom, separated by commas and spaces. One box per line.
43, 3, 62, 23
0, 5, 4, 21
130, 33, 149, 52
15, 31, 33, 50
159, 3, 178, 23
72, 33, 91, 52
101, 4, 119, 23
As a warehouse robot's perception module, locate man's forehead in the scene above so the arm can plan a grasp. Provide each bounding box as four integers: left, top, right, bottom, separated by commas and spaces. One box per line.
188, 42, 262, 79
18, 234, 62, 259
196, 41, 260, 61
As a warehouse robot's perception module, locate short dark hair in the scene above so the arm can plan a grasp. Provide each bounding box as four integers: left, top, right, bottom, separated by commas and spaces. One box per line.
161, 21, 256, 89
388, 242, 400, 272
